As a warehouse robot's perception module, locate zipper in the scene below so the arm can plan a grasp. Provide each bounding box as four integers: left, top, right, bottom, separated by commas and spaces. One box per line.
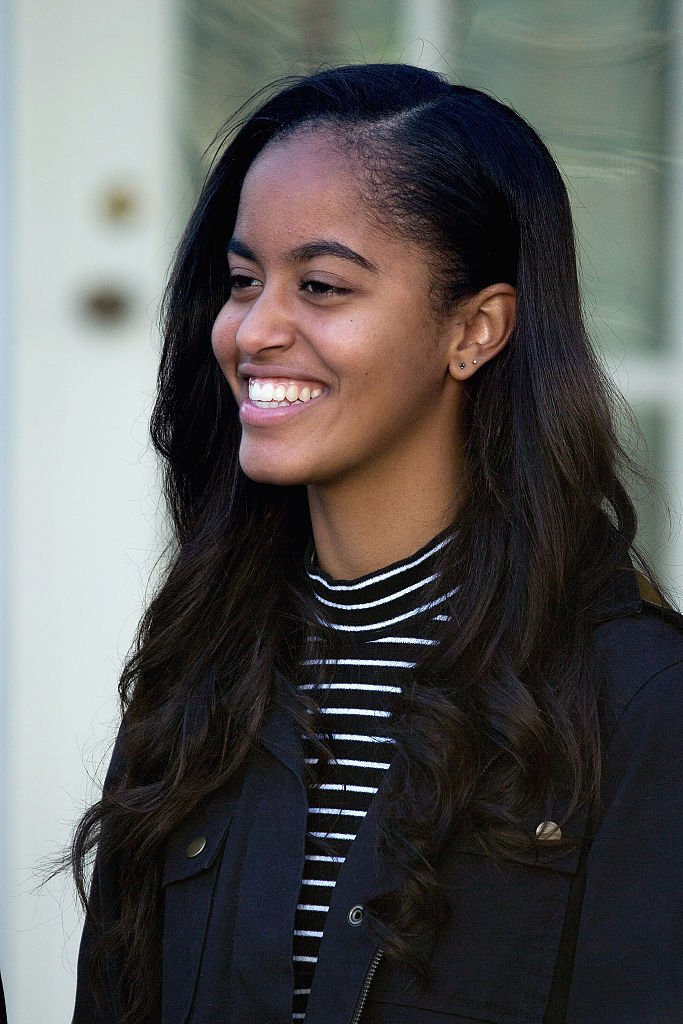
350, 948, 383, 1024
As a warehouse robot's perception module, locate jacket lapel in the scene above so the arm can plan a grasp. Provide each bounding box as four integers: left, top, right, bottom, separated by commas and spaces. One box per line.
226, 693, 309, 1024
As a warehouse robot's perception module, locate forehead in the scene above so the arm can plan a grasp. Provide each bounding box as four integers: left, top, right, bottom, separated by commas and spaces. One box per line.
246, 127, 353, 180
234, 130, 384, 252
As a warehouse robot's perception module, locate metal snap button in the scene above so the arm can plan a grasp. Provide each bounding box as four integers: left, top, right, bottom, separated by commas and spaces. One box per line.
348, 904, 364, 926
186, 836, 207, 858
536, 821, 561, 841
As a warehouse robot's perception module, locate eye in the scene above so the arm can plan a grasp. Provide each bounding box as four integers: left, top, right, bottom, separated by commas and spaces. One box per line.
301, 279, 350, 298
229, 273, 261, 293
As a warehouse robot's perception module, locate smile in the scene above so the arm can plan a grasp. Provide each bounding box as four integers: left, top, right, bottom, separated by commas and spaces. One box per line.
248, 377, 324, 407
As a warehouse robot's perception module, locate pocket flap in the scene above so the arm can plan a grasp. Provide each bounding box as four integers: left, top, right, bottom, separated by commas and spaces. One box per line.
162, 792, 234, 886
450, 798, 591, 875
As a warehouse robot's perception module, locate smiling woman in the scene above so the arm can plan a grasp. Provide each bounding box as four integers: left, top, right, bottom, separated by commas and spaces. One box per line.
212, 128, 513, 573
70, 64, 683, 1024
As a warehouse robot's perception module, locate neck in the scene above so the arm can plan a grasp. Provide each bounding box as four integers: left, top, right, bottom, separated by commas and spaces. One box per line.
307, 446, 463, 580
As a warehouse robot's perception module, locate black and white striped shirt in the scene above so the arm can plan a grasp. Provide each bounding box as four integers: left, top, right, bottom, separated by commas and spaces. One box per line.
291, 532, 454, 1021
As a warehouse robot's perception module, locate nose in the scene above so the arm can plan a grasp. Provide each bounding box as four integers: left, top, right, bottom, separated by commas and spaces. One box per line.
234, 284, 297, 357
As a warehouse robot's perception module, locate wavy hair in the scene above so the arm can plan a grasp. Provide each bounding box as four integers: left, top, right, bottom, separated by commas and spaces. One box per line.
71, 63, 651, 1019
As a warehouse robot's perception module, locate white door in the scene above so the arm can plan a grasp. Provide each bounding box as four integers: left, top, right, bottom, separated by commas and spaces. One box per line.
1, 2, 177, 1020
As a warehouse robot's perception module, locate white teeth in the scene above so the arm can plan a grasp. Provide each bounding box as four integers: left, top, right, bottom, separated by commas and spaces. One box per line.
248, 378, 324, 406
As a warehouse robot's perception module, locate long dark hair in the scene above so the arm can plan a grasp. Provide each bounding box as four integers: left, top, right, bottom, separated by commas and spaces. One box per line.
72, 63, 652, 1020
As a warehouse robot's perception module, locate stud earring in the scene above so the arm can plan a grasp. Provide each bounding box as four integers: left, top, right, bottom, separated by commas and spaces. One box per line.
472, 359, 478, 365
459, 362, 466, 370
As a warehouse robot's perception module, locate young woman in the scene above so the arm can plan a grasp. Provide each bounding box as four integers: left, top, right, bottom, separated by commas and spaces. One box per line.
71, 63, 683, 1024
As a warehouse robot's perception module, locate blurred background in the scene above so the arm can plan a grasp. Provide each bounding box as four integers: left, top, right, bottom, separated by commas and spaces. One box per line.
1, 1, 682, 1019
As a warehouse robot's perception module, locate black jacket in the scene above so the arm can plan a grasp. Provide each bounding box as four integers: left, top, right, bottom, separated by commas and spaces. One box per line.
73, 571, 683, 1024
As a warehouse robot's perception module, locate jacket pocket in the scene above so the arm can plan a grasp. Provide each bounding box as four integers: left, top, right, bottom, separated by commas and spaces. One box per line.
367, 827, 587, 1024
160, 797, 234, 1024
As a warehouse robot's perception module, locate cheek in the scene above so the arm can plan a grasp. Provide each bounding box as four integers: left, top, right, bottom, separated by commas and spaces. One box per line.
210, 306, 239, 375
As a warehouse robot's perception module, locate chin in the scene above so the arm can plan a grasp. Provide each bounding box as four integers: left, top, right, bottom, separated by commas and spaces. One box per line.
238, 451, 310, 487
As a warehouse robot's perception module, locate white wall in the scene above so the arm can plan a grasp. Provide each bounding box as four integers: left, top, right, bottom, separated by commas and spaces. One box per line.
2, 2, 177, 1020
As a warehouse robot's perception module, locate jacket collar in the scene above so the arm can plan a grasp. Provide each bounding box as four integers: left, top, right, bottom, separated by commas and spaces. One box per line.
258, 672, 307, 783
590, 562, 643, 623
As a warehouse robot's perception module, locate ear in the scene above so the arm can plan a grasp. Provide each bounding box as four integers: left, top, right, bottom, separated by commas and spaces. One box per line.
447, 284, 516, 381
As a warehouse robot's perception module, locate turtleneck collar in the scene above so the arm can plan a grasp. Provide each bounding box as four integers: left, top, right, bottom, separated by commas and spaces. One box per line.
305, 527, 456, 638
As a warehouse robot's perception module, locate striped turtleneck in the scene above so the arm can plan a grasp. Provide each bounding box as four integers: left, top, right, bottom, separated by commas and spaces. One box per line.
291, 531, 455, 1022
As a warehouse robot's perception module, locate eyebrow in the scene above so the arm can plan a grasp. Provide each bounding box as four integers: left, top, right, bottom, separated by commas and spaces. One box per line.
226, 237, 258, 262
288, 239, 379, 274
226, 236, 379, 274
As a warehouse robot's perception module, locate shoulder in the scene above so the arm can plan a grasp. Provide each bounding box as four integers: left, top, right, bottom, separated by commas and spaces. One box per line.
592, 602, 683, 734
103, 717, 128, 786
589, 603, 683, 818
568, 601, 683, 1021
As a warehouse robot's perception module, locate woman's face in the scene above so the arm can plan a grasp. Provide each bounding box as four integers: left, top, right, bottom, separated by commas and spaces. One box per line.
211, 130, 463, 491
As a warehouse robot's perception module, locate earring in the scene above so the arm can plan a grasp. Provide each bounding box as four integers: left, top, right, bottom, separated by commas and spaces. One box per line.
459, 362, 465, 370
472, 359, 478, 365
